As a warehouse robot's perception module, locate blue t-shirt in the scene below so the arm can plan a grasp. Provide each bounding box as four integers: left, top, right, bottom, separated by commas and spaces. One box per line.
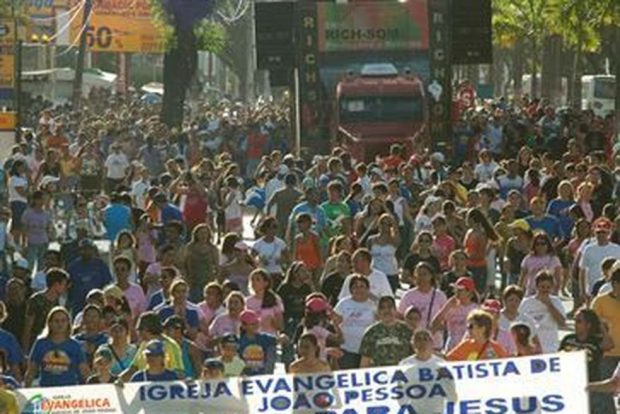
0, 374, 19, 390
526, 215, 563, 240
289, 202, 327, 235
158, 306, 199, 330
130, 369, 179, 382
161, 203, 183, 224
0, 329, 24, 374
546, 199, 575, 241
30, 337, 86, 386
67, 258, 113, 314
73, 332, 109, 361
148, 289, 165, 310
103, 203, 132, 242
238, 333, 277, 376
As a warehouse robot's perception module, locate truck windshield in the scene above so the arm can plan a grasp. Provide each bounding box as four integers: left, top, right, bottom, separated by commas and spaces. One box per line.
339, 96, 423, 123
593, 78, 615, 100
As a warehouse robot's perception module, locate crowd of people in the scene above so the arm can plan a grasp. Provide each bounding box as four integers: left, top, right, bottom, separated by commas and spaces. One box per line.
0, 89, 618, 413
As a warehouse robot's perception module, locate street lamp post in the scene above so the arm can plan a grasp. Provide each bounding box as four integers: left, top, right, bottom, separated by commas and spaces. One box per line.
73, 0, 92, 110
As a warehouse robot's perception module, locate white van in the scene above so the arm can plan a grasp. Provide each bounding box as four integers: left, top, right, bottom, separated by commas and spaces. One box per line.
581, 75, 615, 117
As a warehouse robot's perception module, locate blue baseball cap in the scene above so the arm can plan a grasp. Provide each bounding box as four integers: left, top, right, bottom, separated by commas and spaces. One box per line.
144, 339, 165, 357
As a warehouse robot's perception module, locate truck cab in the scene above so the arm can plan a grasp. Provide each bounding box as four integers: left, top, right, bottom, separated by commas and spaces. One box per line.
581, 75, 615, 118
335, 63, 425, 162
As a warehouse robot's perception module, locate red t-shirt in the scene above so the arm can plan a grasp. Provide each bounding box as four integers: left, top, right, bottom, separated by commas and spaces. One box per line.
247, 132, 268, 159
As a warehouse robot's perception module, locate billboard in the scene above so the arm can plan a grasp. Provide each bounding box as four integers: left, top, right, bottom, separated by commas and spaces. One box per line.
70, 0, 165, 53
0, 20, 15, 101
24, 0, 64, 41
317, 2, 429, 52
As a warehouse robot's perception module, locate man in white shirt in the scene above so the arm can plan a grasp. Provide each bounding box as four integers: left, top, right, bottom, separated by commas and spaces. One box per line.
579, 217, 620, 302
400, 329, 456, 414
338, 248, 393, 302
104, 144, 129, 194
518, 272, 566, 354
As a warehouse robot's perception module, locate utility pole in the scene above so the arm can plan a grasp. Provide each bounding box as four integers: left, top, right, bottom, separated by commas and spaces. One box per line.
73, 0, 92, 109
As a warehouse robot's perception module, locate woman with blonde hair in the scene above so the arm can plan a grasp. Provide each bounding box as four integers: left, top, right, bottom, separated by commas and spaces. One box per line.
575, 181, 594, 222
446, 309, 509, 361
25, 307, 89, 387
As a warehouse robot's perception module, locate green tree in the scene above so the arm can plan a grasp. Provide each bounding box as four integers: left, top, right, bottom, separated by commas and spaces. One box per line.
149, 0, 226, 127
546, 0, 618, 107
493, 0, 550, 97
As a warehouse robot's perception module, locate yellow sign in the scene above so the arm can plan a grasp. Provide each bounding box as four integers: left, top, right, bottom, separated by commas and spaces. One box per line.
0, 111, 16, 130
0, 20, 15, 89
70, 0, 165, 53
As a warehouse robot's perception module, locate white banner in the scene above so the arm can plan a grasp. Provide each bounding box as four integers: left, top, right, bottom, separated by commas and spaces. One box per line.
16, 352, 589, 414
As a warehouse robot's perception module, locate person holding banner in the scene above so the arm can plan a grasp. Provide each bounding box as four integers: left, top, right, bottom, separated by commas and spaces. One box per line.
119, 312, 184, 382
359, 296, 412, 367
25, 307, 90, 387
129, 339, 180, 383
334, 275, 376, 369
401, 329, 457, 414
238, 310, 280, 376
560, 307, 615, 413
289, 333, 331, 374
446, 310, 509, 361
519, 271, 566, 353
591, 268, 620, 411
588, 362, 620, 394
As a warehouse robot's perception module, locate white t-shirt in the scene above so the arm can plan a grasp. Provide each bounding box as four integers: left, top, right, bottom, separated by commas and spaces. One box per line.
104, 152, 129, 179
518, 296, 566, 354
8, 175, 27, 203
399, 354, 456, 413
252, 237, 287, 274
579, 242, 620, 293
334, 297, 376, 353
338, 269, 393, 302
613, 363, 620, 391
131, 179, 149, 210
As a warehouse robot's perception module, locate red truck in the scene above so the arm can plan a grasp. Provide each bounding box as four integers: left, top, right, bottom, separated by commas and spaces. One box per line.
334, 63, 426, 162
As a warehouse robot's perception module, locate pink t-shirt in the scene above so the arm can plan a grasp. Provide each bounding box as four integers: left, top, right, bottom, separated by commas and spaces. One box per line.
144, 262, 162, 299
245, 295, 284, 335
197, 302, 225, 335
123, 283, 148, 319
444, 303, 479, 351
137, 230, 157, 264
209, 314, 241, 339
521, 254, 562, 295
398, 288, 447, 348
496, 328, 514, 355
432, 234, 456, 271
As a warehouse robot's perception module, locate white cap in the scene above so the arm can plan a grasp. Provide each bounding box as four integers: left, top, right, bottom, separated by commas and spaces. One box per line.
430, 152, 445, 163
40, 175, 60, 188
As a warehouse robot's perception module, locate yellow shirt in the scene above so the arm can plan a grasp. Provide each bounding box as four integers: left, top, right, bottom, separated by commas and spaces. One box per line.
592, 293, 620, 357
131, 334, 185, 373
0, 390, 19, 414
